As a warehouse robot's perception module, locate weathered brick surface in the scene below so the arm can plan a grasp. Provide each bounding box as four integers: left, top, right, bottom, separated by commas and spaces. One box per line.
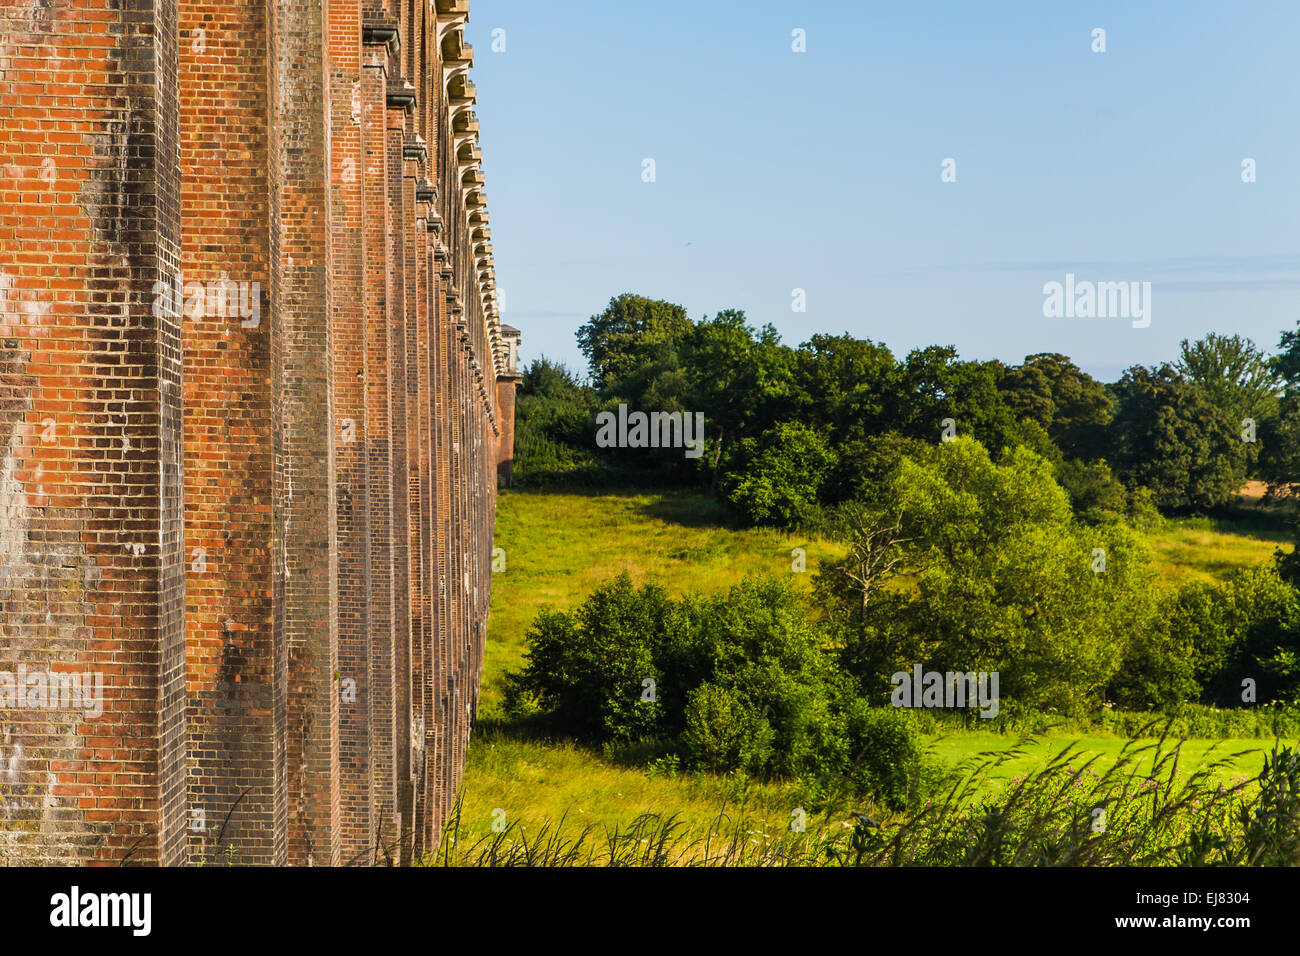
328, 0, 371, 864
179, 0, 283, 867
0, 0, 187, 866
1, 0, 510, 865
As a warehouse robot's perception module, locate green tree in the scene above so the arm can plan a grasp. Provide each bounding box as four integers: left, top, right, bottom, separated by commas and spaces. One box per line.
1114, 568, 1300, 708
1177, 333, 1279, 428
1260, 321, 1300, 497
576, 293, 694, 393
723, 421, 838, 526
999, 353, 1113, 460
791, 333, 899, 443
849, 438, 1154, 713
894, 347, 1022, 453
513, 357, 604, 485
1177, 333, 1278, 483
1112, 363, 1247, 511
683, 311, 795, 491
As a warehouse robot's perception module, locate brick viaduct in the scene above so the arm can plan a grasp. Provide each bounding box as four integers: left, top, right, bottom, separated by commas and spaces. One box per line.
0, 0, 521, 865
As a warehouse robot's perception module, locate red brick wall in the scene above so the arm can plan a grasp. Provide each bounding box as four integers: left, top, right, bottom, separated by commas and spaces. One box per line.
275, 0, 341, 869
329, 0, 373, 864
0, 0, 511, 866
0, 0, 187, 865
496, 378, 517, 487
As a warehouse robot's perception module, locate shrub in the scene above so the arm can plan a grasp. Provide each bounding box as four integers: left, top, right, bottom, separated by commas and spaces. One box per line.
839, 702, 923, 810
680, 683, 773, 773
723, 421, 838, 526
505, 574, 676, 740
1113, 567, 1300, 709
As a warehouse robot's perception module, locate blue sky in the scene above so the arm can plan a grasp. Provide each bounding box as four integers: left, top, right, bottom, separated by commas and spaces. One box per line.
467, 1, 1300, 383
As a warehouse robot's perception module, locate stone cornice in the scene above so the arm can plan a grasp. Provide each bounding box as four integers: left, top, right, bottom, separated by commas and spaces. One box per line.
430, 8, 506, 380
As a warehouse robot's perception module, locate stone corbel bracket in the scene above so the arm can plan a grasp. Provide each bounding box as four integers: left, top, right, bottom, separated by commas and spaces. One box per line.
362, 16, 400, 56
440, 26, 473, 88
435, 0, 471, 47
404, 135, 428, 167
388, 78, 417, 114
452, 110, 479, 153
447, 74, 477, 133
417, 179, 438, 229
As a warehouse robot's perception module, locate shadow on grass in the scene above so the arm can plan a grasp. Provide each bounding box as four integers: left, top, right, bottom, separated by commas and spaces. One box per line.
636, 492, 737, 529
1169, 504, 1295, 543
471, 714, 677, 769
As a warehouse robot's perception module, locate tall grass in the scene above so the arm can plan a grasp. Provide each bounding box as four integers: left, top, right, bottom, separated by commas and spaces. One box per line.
432, 731, 1300, 867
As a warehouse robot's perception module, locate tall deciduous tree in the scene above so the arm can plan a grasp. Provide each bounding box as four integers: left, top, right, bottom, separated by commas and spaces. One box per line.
999, 352, 1113, 460
1112, 364, 1247, 511
684, 310, 795, 491
1177, 333, 1279, 438
576, 293, 694, 393
885, 438, 1153, 714
791, 333, 899, 443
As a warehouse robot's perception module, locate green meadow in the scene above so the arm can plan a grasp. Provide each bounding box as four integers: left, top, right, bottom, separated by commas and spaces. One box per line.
456, 489, 1291, 850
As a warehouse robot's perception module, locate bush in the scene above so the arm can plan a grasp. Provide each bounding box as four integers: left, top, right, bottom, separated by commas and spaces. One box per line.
504, 574, 676, 740
508, 573, 932, 803
1112, 567, 1300, 709
723, 421, 838, 526
839, 702, 923, 810
681, 683, 774, 773
513, 358, 607, 486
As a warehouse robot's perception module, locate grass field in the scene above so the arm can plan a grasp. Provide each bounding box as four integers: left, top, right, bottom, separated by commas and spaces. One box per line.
1144, 512, 1288, 587
480, 490, 845, 715
459, 488, 1293, 848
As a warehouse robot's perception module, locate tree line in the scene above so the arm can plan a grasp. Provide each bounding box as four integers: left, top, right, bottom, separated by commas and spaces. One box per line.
518, 293, 1299, 520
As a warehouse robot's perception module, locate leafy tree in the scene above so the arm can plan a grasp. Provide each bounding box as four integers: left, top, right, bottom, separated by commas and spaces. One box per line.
840, 438, 1155, 714
723, 421, 838, 526
508, 574, 861, 788
894, 347, 1022, 453
576, 293, 694, 393
1053, 458, 1129, 524
999, 353, 1113, 459
1111, 363, 1247, 511
1259, 400, 1300, 498
1275, 319, 1300, 389
791, 334, 899, 443
680, 683, 774, 773
1177, 333, 1278, 483
1177, 333, 1280, 429
1260, 321, 1300, 497
1114, 568, 1300, 708
824, 431, 934, 506
513, 357, 604, 485
836, 701, 922, 811
1228, 569, 1300, 704
692, 578, 841, 779
683, 311, 796, 491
